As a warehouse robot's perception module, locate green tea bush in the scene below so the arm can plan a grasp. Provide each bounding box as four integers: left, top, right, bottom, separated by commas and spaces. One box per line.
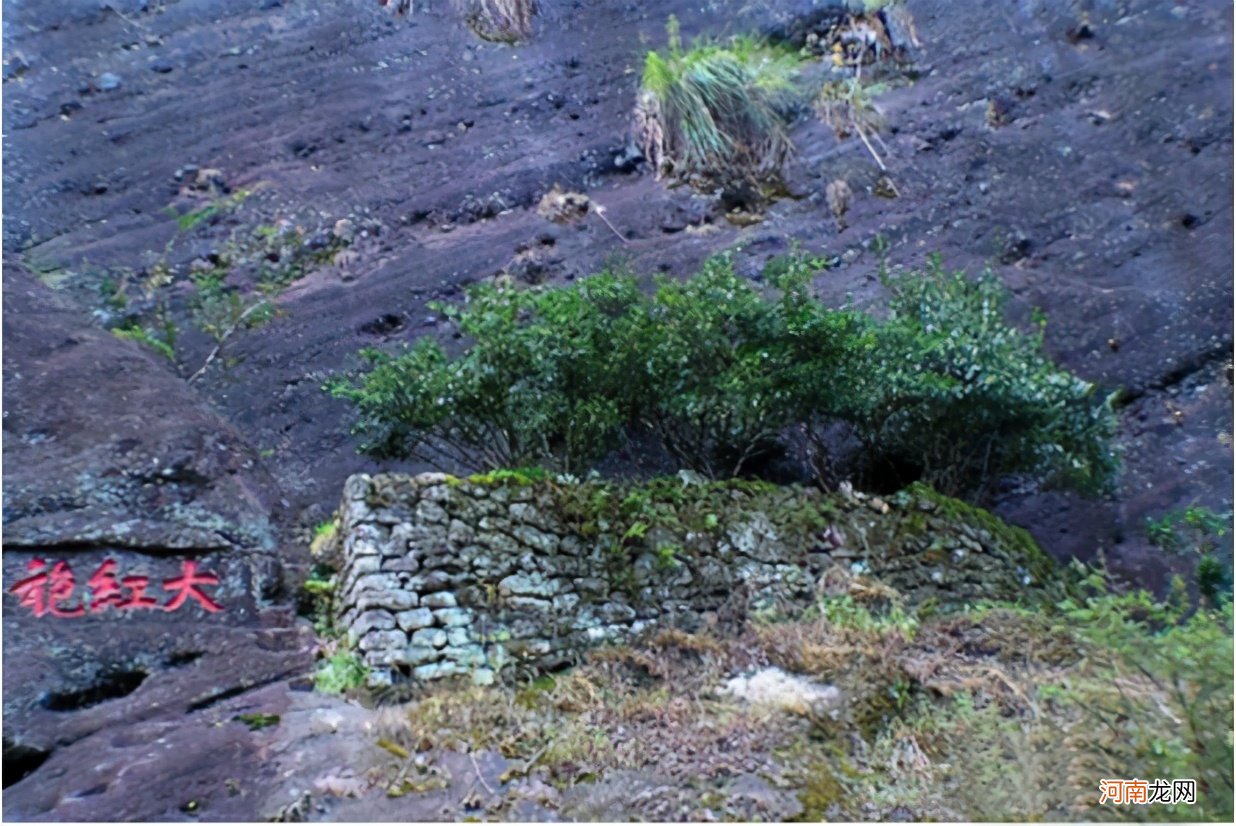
327, 273, 646, 473
637, 255, 867, 477
848, 255, 1120, 494
329, 254, 1119, 495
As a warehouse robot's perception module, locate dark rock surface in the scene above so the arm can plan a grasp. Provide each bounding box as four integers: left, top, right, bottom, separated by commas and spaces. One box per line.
3, 264, 281, 552
2, 0, 1232, 819
2, 263, 314, 818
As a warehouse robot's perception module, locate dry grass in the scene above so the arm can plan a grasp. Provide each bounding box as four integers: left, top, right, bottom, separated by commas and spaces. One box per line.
383, 0, 535, 42
364, 626, 787, 801
815, 77, 892, 171
351, 576, 1231, 821
455, 0, 535, 43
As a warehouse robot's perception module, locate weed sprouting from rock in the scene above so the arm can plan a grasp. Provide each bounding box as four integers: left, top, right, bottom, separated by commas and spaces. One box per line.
112, 308, 178, 362
1146, 505, 1232, 605
314, 651, 369, 695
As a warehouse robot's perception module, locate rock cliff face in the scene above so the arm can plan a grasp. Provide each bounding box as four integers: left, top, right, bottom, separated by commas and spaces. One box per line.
2, 264, 313, 820
3, 0, 1228, 582
2, 0, 1230, 818
334, 473, 1056, 685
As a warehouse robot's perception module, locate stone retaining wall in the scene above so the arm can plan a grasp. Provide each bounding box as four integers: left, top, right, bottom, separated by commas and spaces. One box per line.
332, 473, 1054, 686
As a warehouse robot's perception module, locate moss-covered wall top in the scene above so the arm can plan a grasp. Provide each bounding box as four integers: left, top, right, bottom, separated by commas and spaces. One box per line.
331, 472, 1056, 686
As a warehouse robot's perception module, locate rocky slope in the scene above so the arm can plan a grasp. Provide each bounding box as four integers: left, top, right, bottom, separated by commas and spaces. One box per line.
3, 0, 1232, 819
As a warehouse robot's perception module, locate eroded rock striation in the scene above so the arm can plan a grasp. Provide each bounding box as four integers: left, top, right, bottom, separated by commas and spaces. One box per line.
333, 472, 1057, 686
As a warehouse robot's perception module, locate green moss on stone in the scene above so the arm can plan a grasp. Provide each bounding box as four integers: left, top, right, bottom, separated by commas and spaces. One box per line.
898, 482, 1055, 580
465, 467, 552, 487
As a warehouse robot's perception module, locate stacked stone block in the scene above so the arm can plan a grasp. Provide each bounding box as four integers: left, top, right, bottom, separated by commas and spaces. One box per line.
334, 473, 1055, 686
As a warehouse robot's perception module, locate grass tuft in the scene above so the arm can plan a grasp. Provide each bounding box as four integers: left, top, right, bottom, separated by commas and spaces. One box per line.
635, 18, 803, 188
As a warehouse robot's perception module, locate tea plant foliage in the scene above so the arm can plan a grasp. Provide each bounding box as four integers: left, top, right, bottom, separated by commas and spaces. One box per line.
328, 273, 645, 474
850, 256, 1120, 494
329, 254, 1119, 495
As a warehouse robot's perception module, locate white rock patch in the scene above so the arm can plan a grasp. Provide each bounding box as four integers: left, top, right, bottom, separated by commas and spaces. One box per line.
720, 667, 842, 718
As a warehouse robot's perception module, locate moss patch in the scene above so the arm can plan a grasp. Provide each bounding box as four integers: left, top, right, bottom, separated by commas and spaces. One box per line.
898, 481, 1057, 585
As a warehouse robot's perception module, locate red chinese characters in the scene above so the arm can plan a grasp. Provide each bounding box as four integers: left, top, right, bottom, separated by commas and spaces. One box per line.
161, 561, 223, 613
10, 560, 84, 617
7, 558, 224, 617
87, 560, 126, 612
87, 560, 161, 612
11, 560, 52, 617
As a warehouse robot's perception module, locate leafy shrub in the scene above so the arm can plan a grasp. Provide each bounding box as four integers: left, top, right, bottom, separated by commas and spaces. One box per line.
771, 580, 1233, 820
1146, 505, 1231, 554
638, 254, 866, 477
327, 273, 645, 473
1055, 591, 1234, 820
635, 18, 802, 188
330, 254, 1118, 495
1146, 505, 1232, 606
189, 268, 277, 345
847, 255, 1120, 494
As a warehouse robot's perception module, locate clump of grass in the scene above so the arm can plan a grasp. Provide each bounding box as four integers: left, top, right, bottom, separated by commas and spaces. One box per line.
112, 310, 178, 362
301, 565, 339, 637
234, 713, 281, 731
310, 517, 339, 554
171, 188, 253, 233
635, 17, 803, 189
759, 572, 1234, 821
1048, 591, 1233, 820
309, 520, 342, 572
315, 651, 369, 694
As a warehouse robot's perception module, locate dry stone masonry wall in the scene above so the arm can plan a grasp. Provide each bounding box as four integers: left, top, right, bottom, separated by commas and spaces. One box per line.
333, 473, 1056, 686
